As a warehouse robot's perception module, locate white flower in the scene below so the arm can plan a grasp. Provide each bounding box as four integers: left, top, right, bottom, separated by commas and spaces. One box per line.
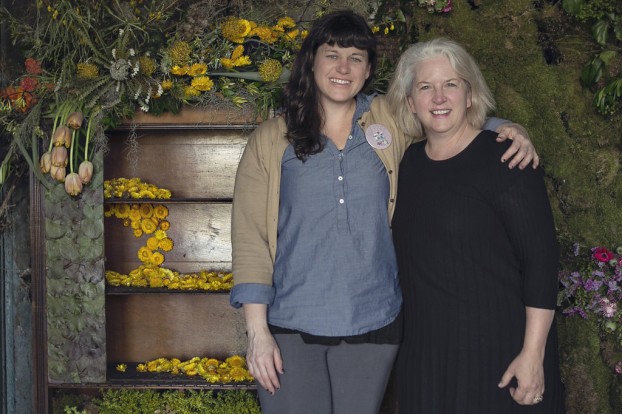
112, 48, 117, 60
140, 104, 149, 112
129, 48, 136, 57
119, 28, 124, 36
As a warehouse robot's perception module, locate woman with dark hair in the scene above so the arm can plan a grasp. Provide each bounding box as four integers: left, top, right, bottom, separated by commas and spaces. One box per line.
230, 11, 536, 414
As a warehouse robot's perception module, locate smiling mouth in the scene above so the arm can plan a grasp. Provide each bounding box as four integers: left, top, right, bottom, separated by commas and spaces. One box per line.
330, 78, 351, 85
431, 109, 450, 115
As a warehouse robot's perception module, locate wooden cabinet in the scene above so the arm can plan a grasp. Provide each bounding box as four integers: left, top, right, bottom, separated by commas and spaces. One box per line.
32, 107, 258, 411
103, 109, 254, 381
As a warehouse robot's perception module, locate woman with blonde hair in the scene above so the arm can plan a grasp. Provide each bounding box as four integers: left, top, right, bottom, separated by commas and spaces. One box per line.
389, 38, 565, 413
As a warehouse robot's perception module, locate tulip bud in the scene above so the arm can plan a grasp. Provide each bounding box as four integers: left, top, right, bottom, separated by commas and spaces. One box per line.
64, 172, 83, 196
49, 165, 66, 182
78, 160, 94, 184
52, 126, 71, 148
40, 152, 52, 173
51, 146, 68, 167
66, 112, 84, 129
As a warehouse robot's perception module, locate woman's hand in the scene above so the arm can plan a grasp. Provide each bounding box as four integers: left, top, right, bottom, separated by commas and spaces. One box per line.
244, 303, 283, 394
496, 123, 540, 169
498, 350, 545, 405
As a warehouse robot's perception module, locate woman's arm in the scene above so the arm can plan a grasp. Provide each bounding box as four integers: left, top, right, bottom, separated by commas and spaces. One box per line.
484, 118, 540, 169
244, 303, 283, 394
498, 307, 554, 405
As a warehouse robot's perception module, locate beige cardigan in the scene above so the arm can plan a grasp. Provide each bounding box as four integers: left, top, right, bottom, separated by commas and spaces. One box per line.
231, 95, 413, 287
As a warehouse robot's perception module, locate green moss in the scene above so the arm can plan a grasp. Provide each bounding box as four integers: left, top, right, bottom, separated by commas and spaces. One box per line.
558, 316, 614, 413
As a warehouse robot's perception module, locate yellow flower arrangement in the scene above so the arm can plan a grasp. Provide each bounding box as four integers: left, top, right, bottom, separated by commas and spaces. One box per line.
131, 355, 253, 383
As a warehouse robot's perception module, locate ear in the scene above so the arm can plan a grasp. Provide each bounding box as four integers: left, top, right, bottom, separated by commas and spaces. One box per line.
466, 90, 472, 108
407, 96, 417, 114
365, 63, 371, 80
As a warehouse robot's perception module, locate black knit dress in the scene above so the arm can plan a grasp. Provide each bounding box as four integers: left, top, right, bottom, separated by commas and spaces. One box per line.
392, 131, 565, 413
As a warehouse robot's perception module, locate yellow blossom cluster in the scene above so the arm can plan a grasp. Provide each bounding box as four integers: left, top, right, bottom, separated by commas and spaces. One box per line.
104, 177, 172, 199
220, 45, 252, 70
104, 203, 170, 239
131, 355, 253, 383
106, 268, 234, 291
371, 22, 396, 35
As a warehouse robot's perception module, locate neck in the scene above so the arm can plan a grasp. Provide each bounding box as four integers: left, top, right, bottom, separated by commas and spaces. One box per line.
320, 99, 357, 149
425, 123, 480, 160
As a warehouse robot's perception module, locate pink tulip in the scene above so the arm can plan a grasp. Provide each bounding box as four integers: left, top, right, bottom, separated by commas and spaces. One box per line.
64, 172, 83, 196
78, 160, 94, 184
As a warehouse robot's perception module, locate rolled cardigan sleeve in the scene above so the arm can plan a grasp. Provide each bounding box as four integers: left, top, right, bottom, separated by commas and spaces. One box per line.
231, 121, 278, 291
230, 283, 275, 308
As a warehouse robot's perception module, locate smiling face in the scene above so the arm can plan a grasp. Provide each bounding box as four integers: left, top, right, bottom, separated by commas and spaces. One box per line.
407, 55, 472, 137
313, 43, 371, 109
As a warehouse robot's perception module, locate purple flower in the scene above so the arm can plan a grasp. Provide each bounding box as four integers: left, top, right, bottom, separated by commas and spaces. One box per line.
573, 243, 581, 256
584, 279, 603, 291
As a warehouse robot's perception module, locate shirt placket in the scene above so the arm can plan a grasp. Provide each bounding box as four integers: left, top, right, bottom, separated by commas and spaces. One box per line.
334, 134, 353, 232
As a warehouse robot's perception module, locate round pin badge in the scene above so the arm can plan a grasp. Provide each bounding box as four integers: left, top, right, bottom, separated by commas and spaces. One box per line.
365, 124, 392, 149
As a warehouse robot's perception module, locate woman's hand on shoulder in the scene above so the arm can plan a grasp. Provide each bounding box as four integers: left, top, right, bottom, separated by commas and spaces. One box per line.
496, 123, 540, 170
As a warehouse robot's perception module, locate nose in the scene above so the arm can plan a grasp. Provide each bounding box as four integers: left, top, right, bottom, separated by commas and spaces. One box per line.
337, 58, 350, 74
432, 88, 446, 104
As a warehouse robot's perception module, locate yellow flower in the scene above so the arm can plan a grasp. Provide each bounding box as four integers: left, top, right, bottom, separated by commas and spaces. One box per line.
286, 29, 299, 40
115, 204, 131, 219
154, 205, 168, 219
77, 62, 99, 79
231, 45, 245, 60
138, 56, 157, 76
161, 79, 173, 90
159, 220, 170, 231
129, 209, 141, 222
141, 218, 157, 234
301, 30, 309, 39
191, 76, 214, 92
371, 26, 380, 34
151, 252, 165, 266
184, 86, 200, 97
234, 55, 251, 67
221, 17, 252, 43
170, 65, 189, 76
139, 203, 154, 218
169, 40, 192, 65
220, 58, 234, 70
249, 26, 278, 44
259, 59, 283, 82
158, 237, 174, 252
122, 218, 131, 227
225, 355, 245, 367
276, 16, 296, 29
136, 363, 147, 372
188, 62, 207, 76
155, 229, 167, 240
131, 220, 141, 230
230, 366, 250, 381
116, 363, 127, 372
147, 236, 160, 250
138, 246, 152, 263
133, 228, 143, 238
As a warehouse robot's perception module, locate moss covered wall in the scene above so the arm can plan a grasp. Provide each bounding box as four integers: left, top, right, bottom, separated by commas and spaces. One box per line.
402, 0, 621, 248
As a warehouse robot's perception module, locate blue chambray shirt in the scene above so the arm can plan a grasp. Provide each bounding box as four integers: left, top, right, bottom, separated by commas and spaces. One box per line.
230, 93, 402, 336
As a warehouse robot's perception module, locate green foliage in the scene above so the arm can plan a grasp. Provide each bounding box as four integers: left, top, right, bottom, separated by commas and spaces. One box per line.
93, 389, 260, 414
563, 0, 622, 115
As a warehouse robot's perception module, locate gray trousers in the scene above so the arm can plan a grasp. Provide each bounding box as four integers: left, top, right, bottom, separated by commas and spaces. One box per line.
257, 333, 399, 414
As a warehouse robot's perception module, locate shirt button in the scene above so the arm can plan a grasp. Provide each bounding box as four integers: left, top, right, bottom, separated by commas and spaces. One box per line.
348, 135, 353, 140
339, 199, 345, 204
338, 176, 343, 181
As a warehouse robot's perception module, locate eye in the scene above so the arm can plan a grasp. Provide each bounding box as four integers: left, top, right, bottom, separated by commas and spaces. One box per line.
350, 56, 364, 63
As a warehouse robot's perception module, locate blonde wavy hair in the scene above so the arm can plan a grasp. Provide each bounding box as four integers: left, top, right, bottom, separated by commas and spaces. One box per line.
387, 38, 495, 139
